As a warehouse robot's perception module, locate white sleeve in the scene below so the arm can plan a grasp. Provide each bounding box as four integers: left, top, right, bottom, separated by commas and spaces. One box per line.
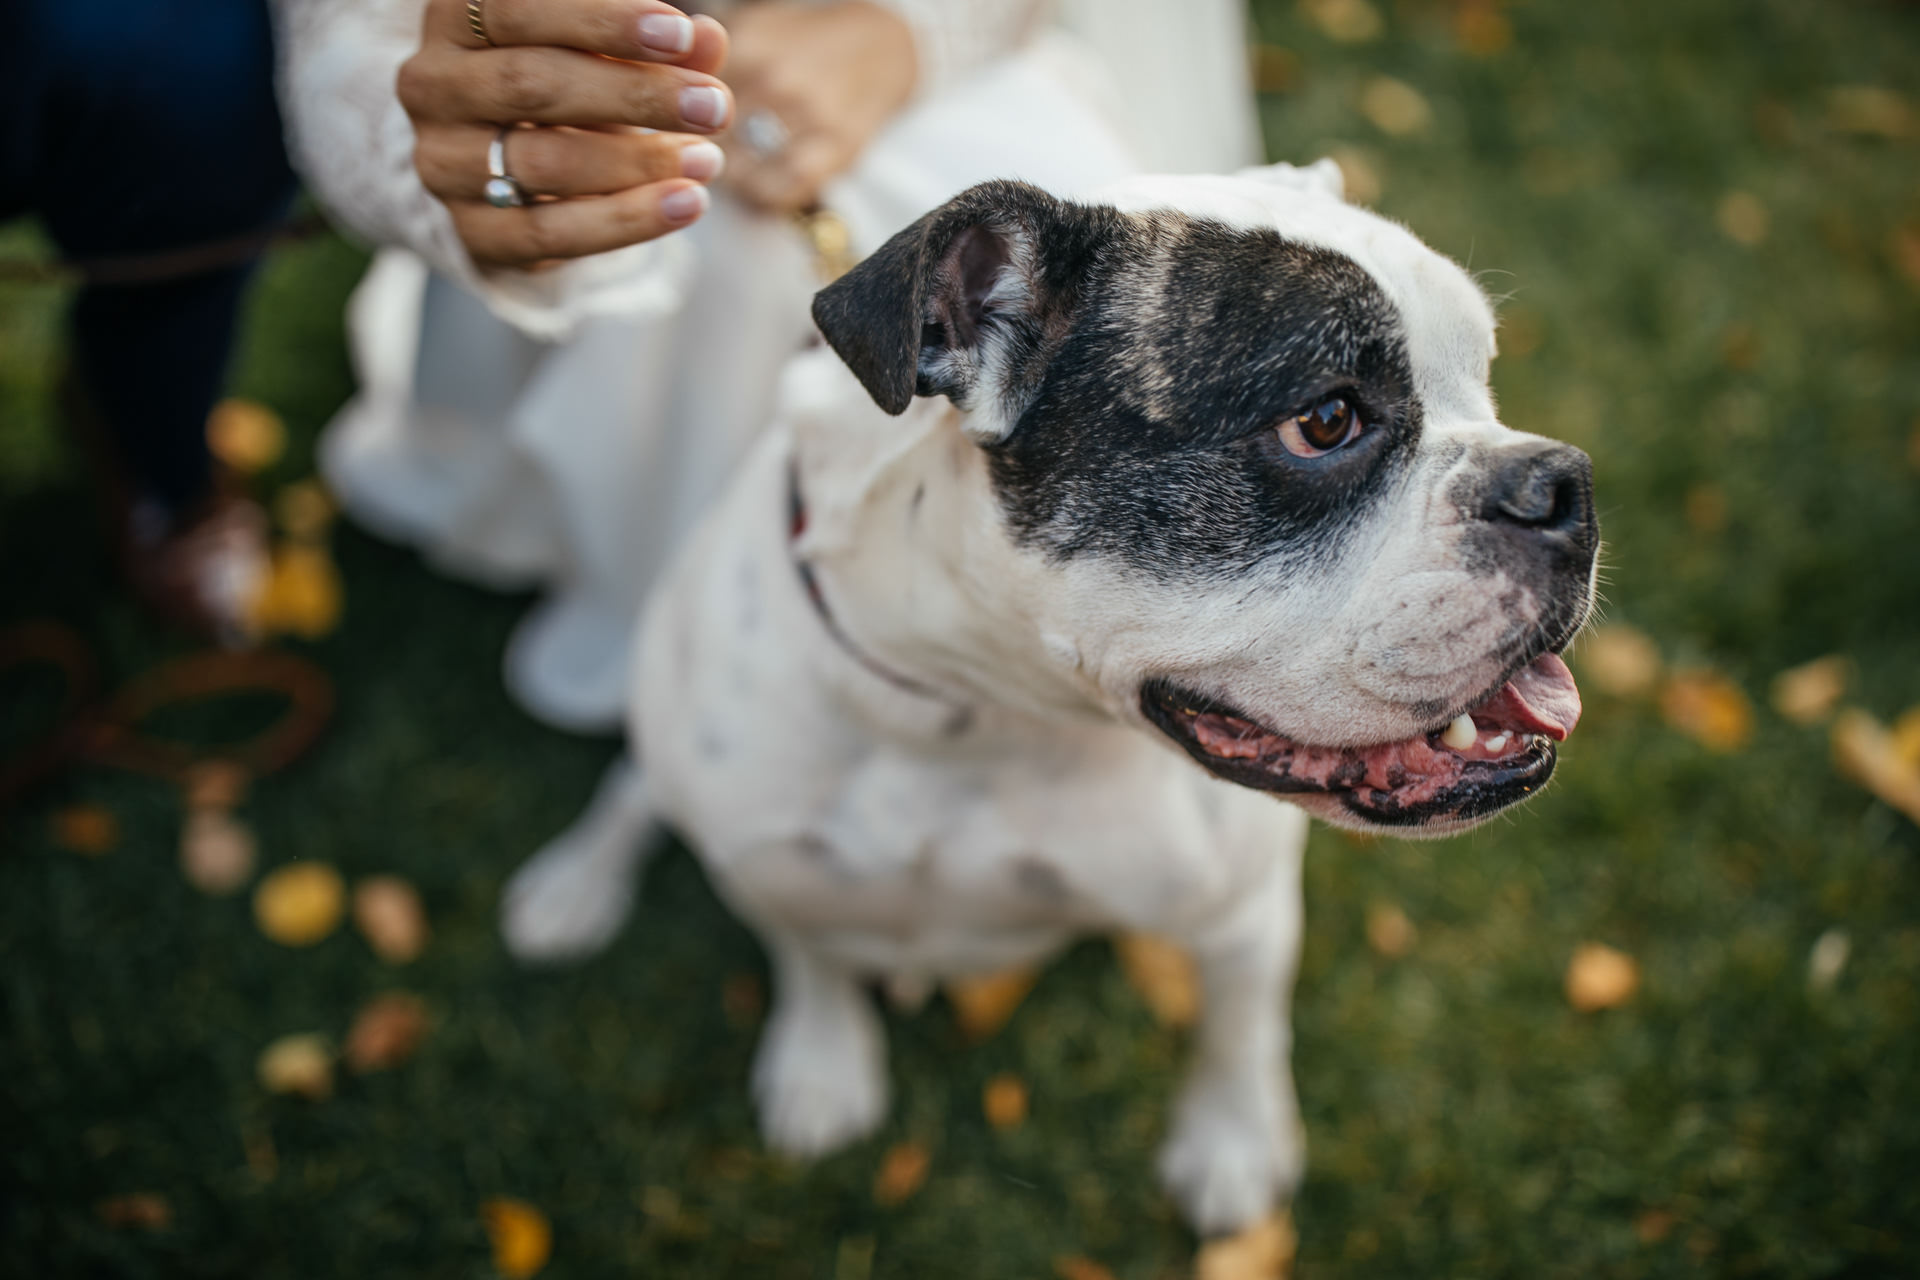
270, 0, 691, 341
866, 0, 1049, 95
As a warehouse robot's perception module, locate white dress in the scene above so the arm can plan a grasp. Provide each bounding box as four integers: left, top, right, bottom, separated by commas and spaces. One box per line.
272, 0, 1260, 730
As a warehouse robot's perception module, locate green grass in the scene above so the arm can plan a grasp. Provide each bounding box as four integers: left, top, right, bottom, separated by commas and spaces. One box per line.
4, 0, 1918, 1275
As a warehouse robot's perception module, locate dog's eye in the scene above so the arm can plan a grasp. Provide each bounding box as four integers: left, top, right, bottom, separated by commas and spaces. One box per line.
1276, 396, 1363, 458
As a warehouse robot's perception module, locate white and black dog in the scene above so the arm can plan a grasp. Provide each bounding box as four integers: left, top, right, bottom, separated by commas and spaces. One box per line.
501, 162, 1597, 1234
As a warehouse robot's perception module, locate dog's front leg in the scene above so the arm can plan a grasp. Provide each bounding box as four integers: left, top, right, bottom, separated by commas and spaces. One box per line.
752, 932, 890, 1158
1157, 850, 1307, 1236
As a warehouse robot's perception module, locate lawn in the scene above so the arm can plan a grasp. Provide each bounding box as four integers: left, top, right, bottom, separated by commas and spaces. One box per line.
3, 0, 1917, 1276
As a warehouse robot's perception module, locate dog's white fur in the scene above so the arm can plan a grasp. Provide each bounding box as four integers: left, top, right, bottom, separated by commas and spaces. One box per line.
502, 165, 1563, 1234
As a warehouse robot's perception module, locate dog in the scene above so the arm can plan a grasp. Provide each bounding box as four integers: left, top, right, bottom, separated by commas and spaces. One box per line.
499, 161, 1598, 1234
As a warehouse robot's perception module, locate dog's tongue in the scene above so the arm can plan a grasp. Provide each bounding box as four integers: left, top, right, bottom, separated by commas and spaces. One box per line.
1480, 653, 1582, 741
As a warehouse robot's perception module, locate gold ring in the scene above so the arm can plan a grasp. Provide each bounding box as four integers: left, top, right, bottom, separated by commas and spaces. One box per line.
466, 0, 492, 45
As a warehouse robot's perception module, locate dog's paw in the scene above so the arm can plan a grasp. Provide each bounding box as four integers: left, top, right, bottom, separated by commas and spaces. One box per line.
1158, 1070, 1305, 1236
499, 835, 637, 963
751, 988, 889, 1159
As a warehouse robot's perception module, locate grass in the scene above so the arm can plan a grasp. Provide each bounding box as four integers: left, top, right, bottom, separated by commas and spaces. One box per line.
3, 0, 1918, 1275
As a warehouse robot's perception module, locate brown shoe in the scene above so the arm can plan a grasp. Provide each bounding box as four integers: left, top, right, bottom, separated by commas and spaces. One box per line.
122, 492, 270, 647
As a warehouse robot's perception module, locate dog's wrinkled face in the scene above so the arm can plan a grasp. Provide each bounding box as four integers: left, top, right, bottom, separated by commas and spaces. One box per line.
812, 170, 1599, 834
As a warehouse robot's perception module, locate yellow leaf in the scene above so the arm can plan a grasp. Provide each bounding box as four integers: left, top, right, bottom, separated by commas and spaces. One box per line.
1115, 932, 1200, 1027
873, 1141, 931, 1206
1831, 709, 1920, 826
1889, 705, 1920, 771
482, 1198, 552, 1279
344, 992, 429, 1073
1360, 76, 1432, 137
1565, 943, 1639, 1012
257, 1032, 334, 1099
1576, 625, 1663, 698
206, 399, 285, 474
274, 480, 336, 540
1660, 670, 1754, 752
1716, 191, 1769, 247
51, 805, 118, 855
352, 875, 430, 964
251, 544, 343, 640
1365, 902, 1417, 958
1769, 655, 1851, 727
983, 1073, 1029, 1130
945, 966, 1039, 1041
1195, 1210, 1297, 1280
1054, 1257, 1117, 1280
1302, 0, 1382, 43
253, 862, 346, 946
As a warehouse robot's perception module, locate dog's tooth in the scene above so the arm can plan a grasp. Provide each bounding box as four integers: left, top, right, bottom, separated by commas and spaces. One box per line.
1441, 714, 1477, 750
1485, 732, 1509, 754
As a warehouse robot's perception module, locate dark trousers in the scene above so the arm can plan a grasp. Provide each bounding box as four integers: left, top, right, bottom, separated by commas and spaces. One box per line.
1, 0, 300, 515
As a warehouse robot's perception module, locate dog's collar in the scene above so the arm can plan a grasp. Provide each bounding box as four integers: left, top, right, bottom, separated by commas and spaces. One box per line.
786, 462, 956, 706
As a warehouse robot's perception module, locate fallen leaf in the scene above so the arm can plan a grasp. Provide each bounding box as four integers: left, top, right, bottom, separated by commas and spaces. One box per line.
722, 972, 765, 1027
1716, 191, 1769, 246
1565, 943, 1639, 1012
344, 992, 429, 1072
1327, 146, 1383, 205
1825, 85, 1912, 138
180, 808, 257, 895
257, 1032, 333, 1098
1115, 932, 1200, 1027
206, 399, 285, 474
184, 760, 248, 810
1360, 76, 1432, 136
254, 861, 346, 946
482, 1198, 552, 1279
51, 805, 117, 855
1453, 1, 1512, 56
1634, 1208, 1678, 1244
1249, 44, 1299, 95
250, 543, 344, 640
1054, 1257, 1117, 1280
1196, 1210, 1297, 1280
872, 1141, 931, 1206
1577, 626, 1663, 698
983, 1073, 1030, 1130
945, 966, 1039, 1041
1660, 671, 1754, 752
1807, 928, 1850, 992
1683, 484, 1727, 533
1831, 709, 1920, 825
1303, 0, 1382, 43
352, 875, 430, 963
1769, 656, 1851, 727
1891, 705, 1920, 769
1365, 902, 1417, 958
96, 1192, 172, 1231
274, 480, 336, 540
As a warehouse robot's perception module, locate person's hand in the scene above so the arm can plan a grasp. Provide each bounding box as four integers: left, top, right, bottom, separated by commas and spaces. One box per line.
401, 0, 736, 269
721, 2, 918, 214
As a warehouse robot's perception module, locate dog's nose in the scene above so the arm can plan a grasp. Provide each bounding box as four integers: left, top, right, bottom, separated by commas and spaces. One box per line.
1485, 441, 1594, 544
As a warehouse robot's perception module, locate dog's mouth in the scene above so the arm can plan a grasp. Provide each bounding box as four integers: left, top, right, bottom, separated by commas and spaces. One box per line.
1141, 652, 1582, 832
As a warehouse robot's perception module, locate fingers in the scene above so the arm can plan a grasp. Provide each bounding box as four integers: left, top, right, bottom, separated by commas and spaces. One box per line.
400, 43, 733, 133
417, 125, 724, 201
453, 179, 711, 268
436, 0, 728, 73
726, 131, 845, 214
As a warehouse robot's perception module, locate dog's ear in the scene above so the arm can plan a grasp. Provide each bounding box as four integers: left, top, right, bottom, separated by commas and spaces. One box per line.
811, 180, 1113, 443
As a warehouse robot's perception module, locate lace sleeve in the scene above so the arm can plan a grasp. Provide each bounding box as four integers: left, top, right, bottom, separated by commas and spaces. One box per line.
865, 0, 1050, 95
270, 0, 690, 340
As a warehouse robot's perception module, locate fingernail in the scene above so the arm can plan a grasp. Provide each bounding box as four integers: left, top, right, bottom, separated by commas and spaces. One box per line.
678, 85, 729, 130
638, 13, 694, 54
661, 184, 709, 225
679, 141, 725, 182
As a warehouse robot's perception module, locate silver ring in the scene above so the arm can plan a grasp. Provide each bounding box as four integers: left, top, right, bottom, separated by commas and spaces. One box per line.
485, 127, 526, 208
740, 108, 790, 160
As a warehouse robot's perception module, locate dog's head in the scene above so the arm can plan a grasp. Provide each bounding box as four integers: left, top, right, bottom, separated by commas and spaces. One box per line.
811, 168, 1598, 835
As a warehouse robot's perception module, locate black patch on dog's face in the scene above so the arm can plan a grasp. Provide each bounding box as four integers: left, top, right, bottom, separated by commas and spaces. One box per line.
981, 216, 1421, 577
